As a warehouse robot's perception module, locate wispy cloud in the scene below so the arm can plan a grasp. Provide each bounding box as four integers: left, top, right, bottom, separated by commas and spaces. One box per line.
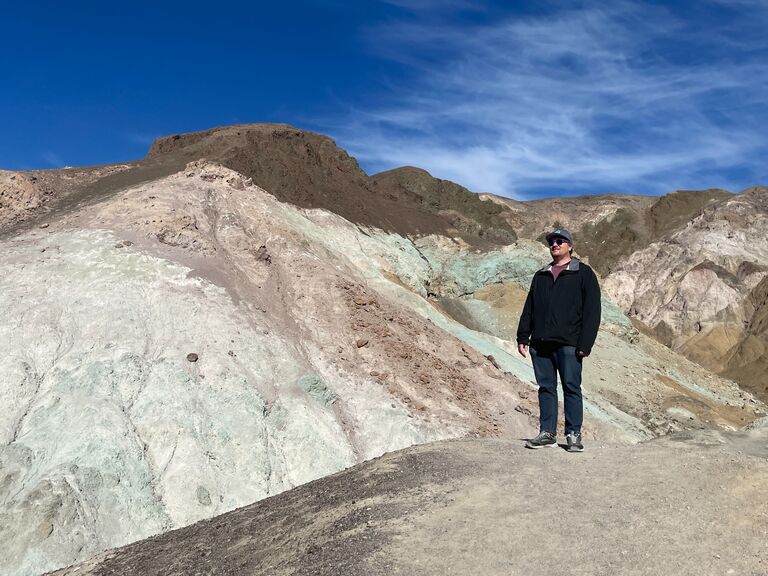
123, 132, 158, 147
41, 151, 64, 168
327, 1, 768, 198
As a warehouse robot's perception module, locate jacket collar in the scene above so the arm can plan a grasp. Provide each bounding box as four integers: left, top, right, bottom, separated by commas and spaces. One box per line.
540, 257, 581, 273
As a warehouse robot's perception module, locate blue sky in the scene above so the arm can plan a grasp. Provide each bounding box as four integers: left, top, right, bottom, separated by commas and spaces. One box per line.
2, 0, 767, 199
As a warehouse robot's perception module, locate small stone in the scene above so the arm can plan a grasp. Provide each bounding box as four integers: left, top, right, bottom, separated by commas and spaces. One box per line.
254, 245, 271, 264
196, 486, 211, 506
39, 223, 49, 229
186, 353, 199, 363
227, 176, 245, 190
356, 338, 369, 348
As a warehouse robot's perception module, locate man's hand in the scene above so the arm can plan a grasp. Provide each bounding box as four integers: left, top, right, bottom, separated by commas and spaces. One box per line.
576, 349, 589, 358
517, 343, 529, 358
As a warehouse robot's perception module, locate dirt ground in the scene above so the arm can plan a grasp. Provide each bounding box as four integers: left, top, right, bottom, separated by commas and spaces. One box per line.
52, 422, 768, 576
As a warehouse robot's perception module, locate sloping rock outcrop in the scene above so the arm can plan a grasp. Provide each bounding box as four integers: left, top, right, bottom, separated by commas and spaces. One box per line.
0, 165, 134, 229
603, 187, 768, 401
0, 161, 541, 576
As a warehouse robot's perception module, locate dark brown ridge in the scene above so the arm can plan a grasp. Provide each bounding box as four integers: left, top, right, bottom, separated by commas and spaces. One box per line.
2, 123, 518, 246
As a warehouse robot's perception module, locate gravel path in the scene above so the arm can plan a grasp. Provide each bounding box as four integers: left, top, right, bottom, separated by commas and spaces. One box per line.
52, 423, 768, 576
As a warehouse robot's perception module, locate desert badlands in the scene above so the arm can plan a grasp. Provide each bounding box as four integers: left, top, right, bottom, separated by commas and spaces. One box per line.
0, 125, 765, 575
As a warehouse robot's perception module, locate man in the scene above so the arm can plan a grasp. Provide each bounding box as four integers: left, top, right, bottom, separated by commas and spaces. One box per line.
516, 228, 601, 452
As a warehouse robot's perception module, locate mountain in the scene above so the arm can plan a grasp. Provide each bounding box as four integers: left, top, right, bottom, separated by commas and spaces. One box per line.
485, 186, 768, 402
482, 188, 732, 276
603, 186, 768, 401
0, 125, 764, 575
371, 166, 516, 245
0, 160, 537, 576
0, 124, 516, 247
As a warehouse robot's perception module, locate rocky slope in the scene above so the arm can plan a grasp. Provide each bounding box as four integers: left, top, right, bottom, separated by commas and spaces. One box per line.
0, 165, 134, 229
482, 188, 731, 275
0, 126, 764, 575
371, 166, 516, 245
603, 186, 768, 402
0, 161, 539, 576
51, 420, 768, 576
485, 186, 768, 402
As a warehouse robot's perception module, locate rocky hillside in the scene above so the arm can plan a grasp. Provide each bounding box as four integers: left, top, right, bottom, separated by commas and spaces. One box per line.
482, 188, 731, 275
371, 166, 516, 245
0, 161, 539, 576
604, 186, 768, 402
0, 126, 764, 575
51, 422, 768, 576
484, 186, 768, 402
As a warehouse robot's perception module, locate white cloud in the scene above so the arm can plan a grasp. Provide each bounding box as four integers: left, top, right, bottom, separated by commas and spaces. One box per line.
123, 132, 157, 147
41, 151, 64, 168
327, 1, 768, 198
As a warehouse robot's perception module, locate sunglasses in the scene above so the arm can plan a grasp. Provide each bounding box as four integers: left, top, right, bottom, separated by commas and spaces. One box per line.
548, 238, 569, 246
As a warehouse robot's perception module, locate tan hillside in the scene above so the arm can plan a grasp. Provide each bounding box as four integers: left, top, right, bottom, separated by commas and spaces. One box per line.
482, 189, 731, 275
604, 186, 768, 402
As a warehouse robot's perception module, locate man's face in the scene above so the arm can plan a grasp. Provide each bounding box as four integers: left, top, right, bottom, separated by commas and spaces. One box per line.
548, 236, 571, 258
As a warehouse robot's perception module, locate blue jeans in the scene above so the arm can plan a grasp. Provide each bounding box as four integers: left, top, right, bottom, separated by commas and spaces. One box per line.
530, 343, 583, 435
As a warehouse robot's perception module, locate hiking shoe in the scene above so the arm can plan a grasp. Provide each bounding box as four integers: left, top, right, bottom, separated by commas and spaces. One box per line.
525, 431, 557, 449
565, 432, 584, 452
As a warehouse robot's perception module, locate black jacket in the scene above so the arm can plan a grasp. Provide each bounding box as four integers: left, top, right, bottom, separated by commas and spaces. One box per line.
516, 258, 601, 355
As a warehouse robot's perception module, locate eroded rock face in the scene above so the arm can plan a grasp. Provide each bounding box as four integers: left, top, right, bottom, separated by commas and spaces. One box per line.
603, 187, 768, 399
486, 185, 768, 401
0, 163, 544, 576
482, 188, 731, 276
0, 170, 45, 224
